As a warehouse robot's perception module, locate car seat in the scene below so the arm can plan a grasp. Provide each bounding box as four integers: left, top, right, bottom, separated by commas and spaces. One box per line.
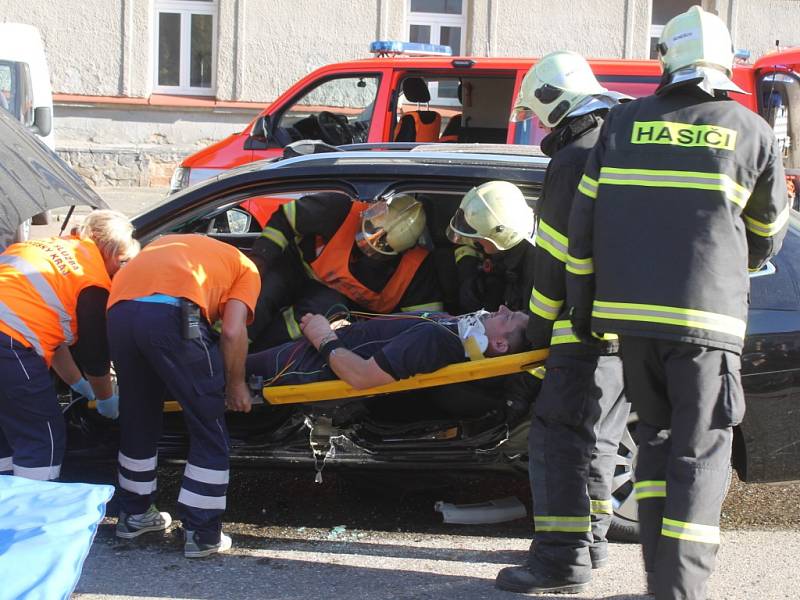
439, 82, 463, 143
394, 77, 442, 142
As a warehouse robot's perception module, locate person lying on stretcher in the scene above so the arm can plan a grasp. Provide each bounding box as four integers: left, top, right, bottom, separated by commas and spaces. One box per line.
245, 306, 530, 390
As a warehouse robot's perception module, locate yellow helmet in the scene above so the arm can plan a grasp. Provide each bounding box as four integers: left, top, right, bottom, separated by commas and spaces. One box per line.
447, 181, 534, 251
511, 51, 607, 128
356, 194, 426, 257
658, 6, 734, 77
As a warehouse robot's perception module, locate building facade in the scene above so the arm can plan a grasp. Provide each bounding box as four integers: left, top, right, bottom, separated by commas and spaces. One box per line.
0, 0, 797, 185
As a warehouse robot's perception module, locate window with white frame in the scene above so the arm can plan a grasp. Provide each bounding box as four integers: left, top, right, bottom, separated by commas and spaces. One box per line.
649, 0, 698, 59
407, 0, 466, 104
154, 0, 217, 95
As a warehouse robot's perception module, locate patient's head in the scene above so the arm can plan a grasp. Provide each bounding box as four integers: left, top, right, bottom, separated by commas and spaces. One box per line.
481, 305, 530, 356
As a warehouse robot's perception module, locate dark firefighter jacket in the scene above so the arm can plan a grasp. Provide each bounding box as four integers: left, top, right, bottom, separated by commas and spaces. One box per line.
567, 88, 789, 353
528, 112, 618, 356
251, 192, 443, 314
454, 240, 536, 314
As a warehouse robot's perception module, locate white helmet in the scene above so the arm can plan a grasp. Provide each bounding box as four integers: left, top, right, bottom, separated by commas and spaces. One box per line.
656, 6, 745, 95
356, 194, 426, 258
447, 181, 534, 251
511, 51, 607, 128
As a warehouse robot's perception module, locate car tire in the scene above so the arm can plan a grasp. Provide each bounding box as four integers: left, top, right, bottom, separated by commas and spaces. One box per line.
31, 210, 51, 226
608, 413, 640, 543
607, 412, 734, 544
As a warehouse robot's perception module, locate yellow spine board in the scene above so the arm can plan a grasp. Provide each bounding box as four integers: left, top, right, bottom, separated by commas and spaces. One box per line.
89, 348, 549, 411
263, 348, 549, 405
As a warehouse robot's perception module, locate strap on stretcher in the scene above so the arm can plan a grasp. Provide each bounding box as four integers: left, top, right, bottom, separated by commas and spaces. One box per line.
87, 348, 549, 411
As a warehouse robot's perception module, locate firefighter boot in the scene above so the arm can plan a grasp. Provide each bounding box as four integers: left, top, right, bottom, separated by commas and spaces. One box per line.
495, 565, 590, 595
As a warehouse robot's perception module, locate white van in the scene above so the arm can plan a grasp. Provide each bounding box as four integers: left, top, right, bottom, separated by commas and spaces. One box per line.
0, 23, 55, 236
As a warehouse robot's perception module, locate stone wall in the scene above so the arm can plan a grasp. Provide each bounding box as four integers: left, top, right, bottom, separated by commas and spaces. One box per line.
57, 146, 187, 187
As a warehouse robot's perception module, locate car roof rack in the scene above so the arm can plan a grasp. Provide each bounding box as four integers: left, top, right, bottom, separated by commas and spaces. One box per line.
411, 143, 545, 157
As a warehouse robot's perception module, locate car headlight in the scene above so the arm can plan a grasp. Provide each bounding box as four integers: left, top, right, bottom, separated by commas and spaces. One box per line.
169, 166, 191, 194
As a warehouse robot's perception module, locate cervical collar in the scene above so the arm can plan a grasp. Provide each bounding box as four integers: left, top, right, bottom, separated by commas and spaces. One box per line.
457, 310, 489, 360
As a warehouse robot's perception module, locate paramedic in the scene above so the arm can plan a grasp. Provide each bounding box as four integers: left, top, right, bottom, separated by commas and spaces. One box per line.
0, 210, 138, 480
248, 192, 442, 350
495, 52, 631, 595
107, 234, 260, 558
246, 306, 529, 389
566, 7, 788, 598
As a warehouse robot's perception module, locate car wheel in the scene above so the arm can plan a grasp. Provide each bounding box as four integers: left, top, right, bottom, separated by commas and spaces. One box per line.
608, 413, 640, 543
31, 210, 51, 225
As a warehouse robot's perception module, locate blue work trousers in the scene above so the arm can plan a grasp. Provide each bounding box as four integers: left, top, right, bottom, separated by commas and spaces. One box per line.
108, 301, 230, 544
0, 331, 64, 480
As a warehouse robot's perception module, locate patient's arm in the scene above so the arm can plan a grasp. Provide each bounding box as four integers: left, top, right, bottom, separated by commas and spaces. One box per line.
300, 313, 395, 390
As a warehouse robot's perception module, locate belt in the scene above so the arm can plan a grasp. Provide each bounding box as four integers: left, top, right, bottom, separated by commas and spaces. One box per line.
132, 293, 181, 307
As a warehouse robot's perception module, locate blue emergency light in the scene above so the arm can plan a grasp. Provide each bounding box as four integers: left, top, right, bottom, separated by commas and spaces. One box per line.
370, 40, 453, 57
734, 49, 751, 63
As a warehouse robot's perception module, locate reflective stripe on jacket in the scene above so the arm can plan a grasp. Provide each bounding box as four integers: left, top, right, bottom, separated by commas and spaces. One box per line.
567, 91, 789, 352
527, 112, 618, 356
0, 237, 111, 364
310, 201, 428, 313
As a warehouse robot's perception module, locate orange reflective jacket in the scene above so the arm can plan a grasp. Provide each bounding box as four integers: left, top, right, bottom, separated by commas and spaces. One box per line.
310, 201, 428, 313
0, 237, 111, 365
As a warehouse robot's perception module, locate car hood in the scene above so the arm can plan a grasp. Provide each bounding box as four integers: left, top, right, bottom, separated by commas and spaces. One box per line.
0, 109, 108, 249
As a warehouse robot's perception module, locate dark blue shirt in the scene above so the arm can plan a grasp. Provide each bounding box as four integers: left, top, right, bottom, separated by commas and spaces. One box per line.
246, 314, 464, 385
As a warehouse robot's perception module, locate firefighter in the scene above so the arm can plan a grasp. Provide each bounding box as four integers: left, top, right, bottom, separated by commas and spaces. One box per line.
450, 181, 536, 313
107, 234, 260, 558
567, 7, 788, 599
0, 210, 138, 480
248, 192, 443, 350
493, 52, 630, 595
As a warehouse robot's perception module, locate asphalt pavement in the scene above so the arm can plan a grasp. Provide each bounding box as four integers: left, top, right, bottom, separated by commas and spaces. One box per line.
68, 468, 798, 600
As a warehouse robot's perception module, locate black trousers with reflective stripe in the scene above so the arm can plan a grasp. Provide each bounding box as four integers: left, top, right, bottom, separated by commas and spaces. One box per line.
620, 336, 743, 600
109, 301, 230, 544
528, 353, 627, 580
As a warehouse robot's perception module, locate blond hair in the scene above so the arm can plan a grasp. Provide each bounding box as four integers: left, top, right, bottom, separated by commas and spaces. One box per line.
78, 209, 140, 270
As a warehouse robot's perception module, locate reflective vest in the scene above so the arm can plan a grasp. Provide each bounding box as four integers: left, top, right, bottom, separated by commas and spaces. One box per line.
0, 237, 111, 364
395, 111, 441, 142
310, 201, 428, 313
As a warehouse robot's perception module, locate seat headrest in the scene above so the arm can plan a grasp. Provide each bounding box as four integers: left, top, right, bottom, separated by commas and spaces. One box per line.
403, 77, 431, 103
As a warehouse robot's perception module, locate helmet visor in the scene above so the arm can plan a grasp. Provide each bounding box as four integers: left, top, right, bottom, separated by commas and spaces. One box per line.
356, 201, 397, 257
510, 106, 537, 123
446, 207, 483, 246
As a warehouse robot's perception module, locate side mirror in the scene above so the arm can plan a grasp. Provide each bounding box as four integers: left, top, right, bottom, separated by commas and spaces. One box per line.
31, 106, 52, 137
250, 115, 270, 142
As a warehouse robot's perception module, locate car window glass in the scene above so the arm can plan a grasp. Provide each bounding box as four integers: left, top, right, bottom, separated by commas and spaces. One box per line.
275, 75, 380, 145
398, 75, 515, 144
0, 62, 13, 114
760, 72, 800, 174
749, 223, 800, 310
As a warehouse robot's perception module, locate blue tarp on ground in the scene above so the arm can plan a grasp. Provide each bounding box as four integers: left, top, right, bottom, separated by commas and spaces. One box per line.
0, 475, 114, 600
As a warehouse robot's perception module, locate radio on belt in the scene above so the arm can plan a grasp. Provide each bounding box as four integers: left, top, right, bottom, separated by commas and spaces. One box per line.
181, 299, 202, 339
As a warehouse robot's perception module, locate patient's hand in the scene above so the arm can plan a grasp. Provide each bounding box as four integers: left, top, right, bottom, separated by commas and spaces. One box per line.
300, 313, 336, 350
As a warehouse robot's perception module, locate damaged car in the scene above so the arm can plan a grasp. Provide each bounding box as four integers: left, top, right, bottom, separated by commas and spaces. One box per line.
55, 143, 800, 540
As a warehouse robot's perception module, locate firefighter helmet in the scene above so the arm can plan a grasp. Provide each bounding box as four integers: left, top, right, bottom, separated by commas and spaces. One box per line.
510, 51, 607, 128
447, 181, 534, 251
658, 6, 735, 77
356, 194, 426, 257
